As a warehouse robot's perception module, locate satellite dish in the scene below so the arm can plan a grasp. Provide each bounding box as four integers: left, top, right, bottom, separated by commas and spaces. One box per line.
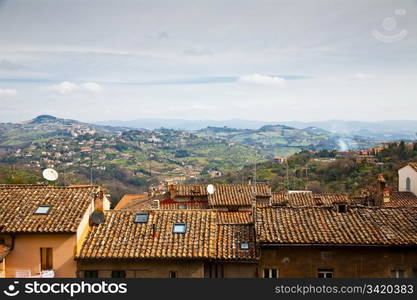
207, 184, 215, 195
43, 168, 58, 181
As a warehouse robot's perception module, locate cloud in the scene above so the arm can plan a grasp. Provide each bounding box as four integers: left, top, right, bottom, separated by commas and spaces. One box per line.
354, 73, 372, 79
82, 82, 102, 92
182, 46, 212, 56
0, 88, 18, 97
47, 81, 102, 95
0, 59, 26, 71
238, 74, 286, 86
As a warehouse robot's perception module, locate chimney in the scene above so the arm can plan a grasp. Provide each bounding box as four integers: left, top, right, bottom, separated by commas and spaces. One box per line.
152, 199, 160, 209
169, 184, 177, 199
377, 174, 386, 194
383, 187, 390, 203
94, 190, 104, 211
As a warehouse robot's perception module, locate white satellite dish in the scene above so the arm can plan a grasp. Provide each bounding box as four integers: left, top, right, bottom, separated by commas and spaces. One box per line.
43, 168, 59, 181
207, 184, 215, 195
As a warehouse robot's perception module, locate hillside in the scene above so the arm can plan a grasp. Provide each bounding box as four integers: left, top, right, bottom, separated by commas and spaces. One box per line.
195, 125, 370, 157
215, 142, 417, 196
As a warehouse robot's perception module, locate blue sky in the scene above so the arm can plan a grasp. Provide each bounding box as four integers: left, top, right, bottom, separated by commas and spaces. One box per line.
0, 0, 416, 122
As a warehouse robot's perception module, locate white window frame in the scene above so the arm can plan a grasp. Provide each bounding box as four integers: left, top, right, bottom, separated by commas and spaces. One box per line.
263, 268, 279, 278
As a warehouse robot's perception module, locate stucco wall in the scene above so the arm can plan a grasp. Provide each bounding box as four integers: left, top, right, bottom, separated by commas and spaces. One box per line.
260, 246, 417, 278
77, 260, 204, 278
398, 166, 417, 195
4, 234, 77, 278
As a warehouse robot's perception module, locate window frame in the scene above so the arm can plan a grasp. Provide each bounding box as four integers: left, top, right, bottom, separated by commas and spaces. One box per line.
318, 269, 334, 278
240, 242, 250, 250
406, 177, 411, 192
40, 248, 53, 271
34, 205, 51, 215
84, 270, 99, 278
172, 223, 187, 233
134, 212, 149, 223
178, 204, 187, 210
263, 268, 279, 278
111, 270, 126, 278
169, 271, 178, 278
390, 269, 406, 278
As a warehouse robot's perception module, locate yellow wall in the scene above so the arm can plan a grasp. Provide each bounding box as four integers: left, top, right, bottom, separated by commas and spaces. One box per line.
4, 234, 77, 278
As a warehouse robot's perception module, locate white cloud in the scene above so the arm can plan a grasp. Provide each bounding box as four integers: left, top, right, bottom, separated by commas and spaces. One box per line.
0, 88, 19, 97
47, 81, 102, 95
82, 82, 102, 92
238, 74, 286, 86
354, 73, 372, 79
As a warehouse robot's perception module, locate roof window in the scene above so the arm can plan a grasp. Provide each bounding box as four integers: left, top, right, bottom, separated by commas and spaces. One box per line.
134, 212, 149, 223
173, 223, 186, 233
34, 205, 51, 215
240, 242, 249, 250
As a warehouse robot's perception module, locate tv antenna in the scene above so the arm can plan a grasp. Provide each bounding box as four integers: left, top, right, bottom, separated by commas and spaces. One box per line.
43, 168, 59, 181
207, 184, 215, 195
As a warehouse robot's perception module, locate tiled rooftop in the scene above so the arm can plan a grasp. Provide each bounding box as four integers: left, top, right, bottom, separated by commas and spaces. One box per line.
77, 210, 258, 261
0, 185, 100, 233
385, 191, 417, 207
208, 184, 271, 207
256, 206, 417, 246
271, 191, 352, 207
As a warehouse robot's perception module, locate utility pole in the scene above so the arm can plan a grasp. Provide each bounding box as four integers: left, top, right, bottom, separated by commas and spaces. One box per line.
285, 161, 289, 189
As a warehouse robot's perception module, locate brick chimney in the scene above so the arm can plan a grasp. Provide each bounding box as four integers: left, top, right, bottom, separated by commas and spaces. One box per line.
377, 174, 386, 194
94, 190, 104, 211
383, 187, 390, 203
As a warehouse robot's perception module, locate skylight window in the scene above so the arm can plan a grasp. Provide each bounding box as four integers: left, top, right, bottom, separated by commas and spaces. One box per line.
178, 204, 187, 209
34, 206, 51, 215
240, 242, 249, 250
173, 223, 186, 233
134, 212, 149, 223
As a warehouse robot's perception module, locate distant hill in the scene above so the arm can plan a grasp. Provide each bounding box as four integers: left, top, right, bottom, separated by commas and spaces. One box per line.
195, 125, 338, 157
96, 118, 417, 141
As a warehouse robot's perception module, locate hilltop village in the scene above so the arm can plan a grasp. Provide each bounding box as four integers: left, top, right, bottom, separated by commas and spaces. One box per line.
1, 162, 417, 278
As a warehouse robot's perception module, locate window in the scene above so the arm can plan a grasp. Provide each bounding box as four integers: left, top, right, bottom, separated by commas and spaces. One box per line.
111, 271, 126, 278
134, 212, 148, 223
178, 204, 187, 209
318, 269, 334, 278
34, 206, 51, 215
337, 204, 347, 213
40, 248, 53, 270
240, 242, 249, 250
263, 268, 278, 278
406, 177, 411, 192
84, 270, 98, 278
391, 269, 405, 278
169, 271, 177, 278
173, 223, 186, 233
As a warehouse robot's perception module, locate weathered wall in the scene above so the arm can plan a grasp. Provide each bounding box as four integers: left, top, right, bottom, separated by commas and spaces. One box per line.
260, 246, 417, 278
4, 234, 77, 278
77, 260, 204, 278
398, 166, 417, 195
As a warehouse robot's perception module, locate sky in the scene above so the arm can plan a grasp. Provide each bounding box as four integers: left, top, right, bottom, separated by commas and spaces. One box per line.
0, 0, 416, 123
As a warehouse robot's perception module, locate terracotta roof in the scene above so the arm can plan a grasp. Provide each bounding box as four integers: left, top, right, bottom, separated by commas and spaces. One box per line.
115, 194, 149, 210
208, 184, 271, 207
174, 185, 208, 197
385, 191, 417, 207
0, 185, 99, 233
215, 224, 257, 260
271, 192, 351, 207
0, 244, 11, 259
217, 211, 253, 224
160, 201, 208, 210
77, 210, 257, 261
406, 162, 417, 172
256, 206, 417, 246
